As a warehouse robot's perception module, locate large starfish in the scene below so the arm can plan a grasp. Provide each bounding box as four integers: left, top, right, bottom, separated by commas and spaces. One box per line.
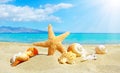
33, 24, 70, 56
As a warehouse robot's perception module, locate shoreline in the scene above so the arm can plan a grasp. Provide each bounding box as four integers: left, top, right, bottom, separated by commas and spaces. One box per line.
0, 33, 120, 44
1, 41, 120, 45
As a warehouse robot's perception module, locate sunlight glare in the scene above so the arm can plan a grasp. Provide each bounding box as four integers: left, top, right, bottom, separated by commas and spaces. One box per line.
104, 0, 120, 10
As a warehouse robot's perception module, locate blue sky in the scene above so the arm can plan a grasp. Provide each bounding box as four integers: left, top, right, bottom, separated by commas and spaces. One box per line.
0, 0, 120, 33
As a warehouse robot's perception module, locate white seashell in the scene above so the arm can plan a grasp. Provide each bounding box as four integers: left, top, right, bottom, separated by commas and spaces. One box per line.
83, 54, 97, 60
67, 43, 87, 57
95, 45, 107, 54
10, 52, 22, 63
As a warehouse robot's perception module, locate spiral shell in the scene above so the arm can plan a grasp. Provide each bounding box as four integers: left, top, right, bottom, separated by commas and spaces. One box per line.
10, 47, 38, 66
67, 43, 86, 57
95, 45, 107, 54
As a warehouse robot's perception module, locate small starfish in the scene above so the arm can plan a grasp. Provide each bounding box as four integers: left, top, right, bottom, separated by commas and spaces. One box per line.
33, 24, 70, 56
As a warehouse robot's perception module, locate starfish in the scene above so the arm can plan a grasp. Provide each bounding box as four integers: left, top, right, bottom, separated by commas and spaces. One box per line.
33, 24, 70, 56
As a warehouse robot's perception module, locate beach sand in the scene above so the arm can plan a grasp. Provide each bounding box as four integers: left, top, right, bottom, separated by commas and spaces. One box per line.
0, 42, 120, 73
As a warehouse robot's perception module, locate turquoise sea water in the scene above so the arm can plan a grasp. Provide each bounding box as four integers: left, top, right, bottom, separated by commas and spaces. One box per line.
0, 33, 120, 44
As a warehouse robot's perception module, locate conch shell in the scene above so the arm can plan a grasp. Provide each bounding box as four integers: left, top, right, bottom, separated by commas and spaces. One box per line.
67, 43, 87, 57
58, 51, 76, 64
10, 47, 38, 66
95, 45, 107, 54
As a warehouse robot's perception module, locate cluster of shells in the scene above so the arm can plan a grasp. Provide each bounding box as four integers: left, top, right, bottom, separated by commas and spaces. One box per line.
58, 43, 107, 64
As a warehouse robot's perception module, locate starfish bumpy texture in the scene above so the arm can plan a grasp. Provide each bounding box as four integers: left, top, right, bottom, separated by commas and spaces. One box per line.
33, 24, 70, 56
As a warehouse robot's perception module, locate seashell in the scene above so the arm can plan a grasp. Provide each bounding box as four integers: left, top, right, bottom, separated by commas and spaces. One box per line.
82, 54, 97, 61
16, 53, 30, 61
10, 52, 29, 66
67, 43, 87, 57
10, 47, 38, 66
26, 47, 39, 57
58, 51, 76, 64
95, 45, 107, 54
10, 52, 22, 63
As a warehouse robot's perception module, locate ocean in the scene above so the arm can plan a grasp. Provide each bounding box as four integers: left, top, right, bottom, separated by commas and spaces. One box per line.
0, 33, 120, 44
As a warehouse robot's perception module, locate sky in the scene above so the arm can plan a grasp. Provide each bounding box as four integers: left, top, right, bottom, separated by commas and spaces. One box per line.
0, 0, 120, 33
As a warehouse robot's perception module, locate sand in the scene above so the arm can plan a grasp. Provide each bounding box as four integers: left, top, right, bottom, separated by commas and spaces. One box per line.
0, 42, 120, 73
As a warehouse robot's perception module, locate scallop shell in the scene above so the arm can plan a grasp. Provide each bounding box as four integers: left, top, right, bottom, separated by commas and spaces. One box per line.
58, 51, 76, 64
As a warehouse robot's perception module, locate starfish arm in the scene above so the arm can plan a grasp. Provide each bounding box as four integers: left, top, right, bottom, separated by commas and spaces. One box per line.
56, 43, 66, 54
48, 24, 55, 39
33, 41, 49, 47
56, 32, 70, 42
